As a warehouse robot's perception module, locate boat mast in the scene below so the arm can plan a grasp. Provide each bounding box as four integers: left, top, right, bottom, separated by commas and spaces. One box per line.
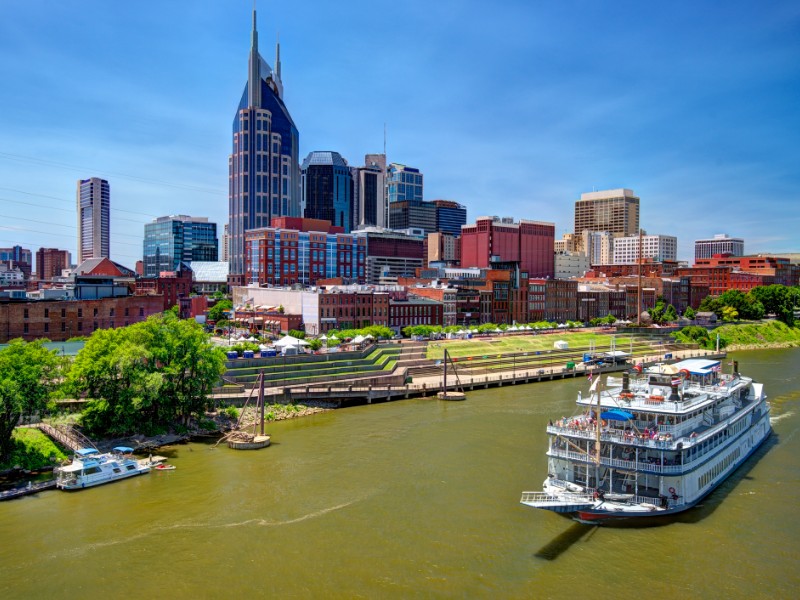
259, 370, 265, 436
595, 374, 602, 465
442, 349, 448, 394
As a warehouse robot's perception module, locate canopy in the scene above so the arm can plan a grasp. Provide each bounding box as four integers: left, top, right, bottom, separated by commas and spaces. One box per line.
76, 448, 99, 456
258, 344, 271, 351
320, 334, 328, 341
329, 334, 339, 341
352, 335, 366, 344
601, 410, 634, 421
113, 446, 134, 453
274, 335, 309, 348
365, 334, 374, 339
672, 359, 721, 375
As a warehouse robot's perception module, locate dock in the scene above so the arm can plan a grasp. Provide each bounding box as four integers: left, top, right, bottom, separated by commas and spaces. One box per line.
0, 479, 57, 501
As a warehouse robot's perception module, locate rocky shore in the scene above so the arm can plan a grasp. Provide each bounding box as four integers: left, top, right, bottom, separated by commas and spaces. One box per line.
93, 401, 335, 452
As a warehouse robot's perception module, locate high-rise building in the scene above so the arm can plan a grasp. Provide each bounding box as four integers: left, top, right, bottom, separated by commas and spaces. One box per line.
694, 233, 744, 261
581, 230, 614, 266
389, 200, 437, 233
387, 163, 423, 204
574, 188, 639, 248
430, 200, 467, 237
460, 216, 555, 279
613, 233, 677, 265
221, 223, 230, 263
351, 153, 386, 230
77, 177, 110, 263
228, 9, 300, 281
143, 216, 218, 277
301, 151, 352, 232
35, 248, 71, 280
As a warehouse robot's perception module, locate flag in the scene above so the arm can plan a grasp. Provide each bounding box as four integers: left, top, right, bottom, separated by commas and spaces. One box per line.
671, 377, 682, 386
587, 372, 593, 383
711, 365, 721, 372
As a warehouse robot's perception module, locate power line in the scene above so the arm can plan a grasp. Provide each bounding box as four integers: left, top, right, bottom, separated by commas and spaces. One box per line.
0, 152, 227, 196
0, 187, 158, 219
0, 225, 142, 248
0, 213, 144, 241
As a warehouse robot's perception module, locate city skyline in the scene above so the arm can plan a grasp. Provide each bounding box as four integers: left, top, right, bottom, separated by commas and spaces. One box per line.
0, 1, 798, 266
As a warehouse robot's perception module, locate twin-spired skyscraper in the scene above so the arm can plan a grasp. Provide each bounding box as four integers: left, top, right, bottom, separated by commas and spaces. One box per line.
228, 9, 300, 280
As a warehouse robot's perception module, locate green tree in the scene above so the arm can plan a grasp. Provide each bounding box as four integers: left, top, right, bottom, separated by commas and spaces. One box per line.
68, 314, 227, 436
663, 305, 678, 323
0, 340, 62, 460
683, 306, 696, 320
207, 299, 233, 323
721, 306, 739, 322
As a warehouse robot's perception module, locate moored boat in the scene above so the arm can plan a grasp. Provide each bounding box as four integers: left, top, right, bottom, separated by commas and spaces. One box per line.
55, 447, 151, 490
520, 359, 771, 524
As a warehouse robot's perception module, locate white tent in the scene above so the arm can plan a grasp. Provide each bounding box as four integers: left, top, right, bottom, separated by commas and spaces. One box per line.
329, 334, 339, 341
258, 344, 271, 352
274, 335, 309, 348
246, 336, 257, 342
320, 334, 328, 341
554, 340, 569, 350
364, 334, 374, 340
352, 335, 366, 344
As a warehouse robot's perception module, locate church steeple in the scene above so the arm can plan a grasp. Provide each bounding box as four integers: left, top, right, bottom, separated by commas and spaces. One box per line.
247, 8, 261, 107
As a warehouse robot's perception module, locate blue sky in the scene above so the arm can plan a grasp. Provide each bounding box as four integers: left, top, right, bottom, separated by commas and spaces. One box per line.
1, 0, 798, 266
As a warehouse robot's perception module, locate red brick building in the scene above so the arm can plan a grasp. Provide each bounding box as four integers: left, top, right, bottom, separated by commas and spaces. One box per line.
460, 216, 555, 278
135, 269, 193, 311
35, 248, 70, 281
0, 295, 164, 343
389, 295, 444, 331
318, 290, 389, 332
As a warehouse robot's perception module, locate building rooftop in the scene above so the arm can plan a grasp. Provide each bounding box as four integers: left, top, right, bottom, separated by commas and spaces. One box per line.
188, 261, 229, 282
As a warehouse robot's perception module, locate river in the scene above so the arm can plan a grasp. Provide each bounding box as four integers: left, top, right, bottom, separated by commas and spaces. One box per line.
1, 349, 798, 598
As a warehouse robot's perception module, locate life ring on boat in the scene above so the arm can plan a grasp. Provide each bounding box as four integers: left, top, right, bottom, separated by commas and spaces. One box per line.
601, 420, 607, 427
668, 487, 676, 495
679, 369, 690, 378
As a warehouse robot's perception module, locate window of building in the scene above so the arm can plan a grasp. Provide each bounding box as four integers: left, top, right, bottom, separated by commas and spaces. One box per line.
44, 308, 49, 318
139, 308, 144, 317
61, 308, 66, 318
110, 308, 115, 317
93, 308, 98, 317
24, 308, 28, 319
23, 323, 28, 334
44, 323, 49, 333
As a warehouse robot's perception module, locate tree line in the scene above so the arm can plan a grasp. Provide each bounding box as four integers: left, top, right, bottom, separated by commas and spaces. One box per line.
0, 312, 226, 461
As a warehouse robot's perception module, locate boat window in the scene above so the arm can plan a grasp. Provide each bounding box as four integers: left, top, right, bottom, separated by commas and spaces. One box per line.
126, 465, 136, 471
113, 468, 121, 474
83, 466, 102, 475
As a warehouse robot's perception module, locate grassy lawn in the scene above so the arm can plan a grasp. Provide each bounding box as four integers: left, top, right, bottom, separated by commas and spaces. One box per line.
1, 428, 68, 471
426, 332, 637, 360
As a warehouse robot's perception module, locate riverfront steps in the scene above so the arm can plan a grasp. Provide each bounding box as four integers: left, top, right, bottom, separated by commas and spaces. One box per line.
213, 350, 727, 408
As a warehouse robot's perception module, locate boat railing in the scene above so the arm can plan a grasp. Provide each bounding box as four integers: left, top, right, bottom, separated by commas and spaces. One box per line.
520, 491, 594, 505
546, 424, 674, 449
548, 448, 686, 474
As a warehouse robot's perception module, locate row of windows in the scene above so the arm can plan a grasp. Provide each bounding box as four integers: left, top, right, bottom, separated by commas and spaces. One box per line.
23, 320, 133, 334
24, 307, 143, 318
697, 447, 741, 490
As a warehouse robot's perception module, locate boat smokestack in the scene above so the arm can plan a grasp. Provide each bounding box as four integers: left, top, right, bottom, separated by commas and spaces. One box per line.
669, 380, 681, 402
622, 371, 630, 392
733, 360, 739, 375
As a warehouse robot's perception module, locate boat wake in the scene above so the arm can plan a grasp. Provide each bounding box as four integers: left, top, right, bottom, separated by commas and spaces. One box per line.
47, 498, 363, 560
770, 411, 793, 425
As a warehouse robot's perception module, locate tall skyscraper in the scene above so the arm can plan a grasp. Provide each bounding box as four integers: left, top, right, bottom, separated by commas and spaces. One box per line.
351, 153, 386, 230
387, 163, 423, 204
301, 151, 352, 232
77, 177, 110, 264
228, 9, 300, 280
573, 189, 639, 250
143, 215, 218, 277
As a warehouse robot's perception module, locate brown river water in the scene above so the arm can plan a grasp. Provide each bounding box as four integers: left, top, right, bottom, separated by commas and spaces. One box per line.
1, 349, 798, 598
